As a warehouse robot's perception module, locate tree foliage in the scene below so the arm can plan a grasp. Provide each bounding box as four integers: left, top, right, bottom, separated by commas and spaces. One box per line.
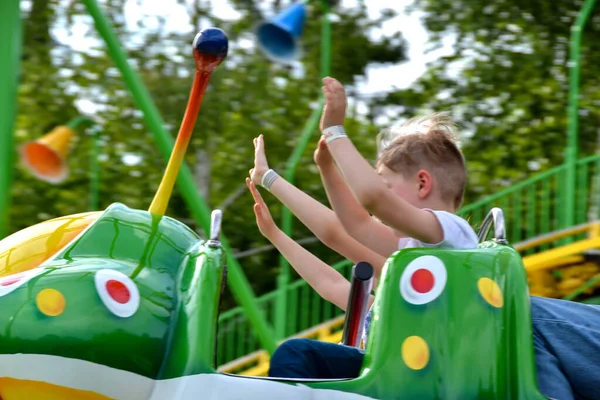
379, 0, 600, 201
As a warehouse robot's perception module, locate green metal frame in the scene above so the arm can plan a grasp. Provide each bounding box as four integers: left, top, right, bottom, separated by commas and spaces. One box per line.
0, 0, 21, 240
564, 0, 597, 230
276, 0, 332, 339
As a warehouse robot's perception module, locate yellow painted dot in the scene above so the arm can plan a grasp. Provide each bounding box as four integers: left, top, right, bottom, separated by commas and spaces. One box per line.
36, 288, 65, 316
401, 336, 429, 370
478, 277, 504, 308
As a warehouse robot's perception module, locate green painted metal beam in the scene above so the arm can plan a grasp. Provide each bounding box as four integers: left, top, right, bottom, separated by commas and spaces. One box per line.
564, 0, 597, 231
89, 126, 100, 211
81, 0, 276, 355
0, 0, 21, 240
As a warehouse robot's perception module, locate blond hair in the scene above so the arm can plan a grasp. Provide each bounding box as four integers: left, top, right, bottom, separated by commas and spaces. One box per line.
375, 112, 466, 209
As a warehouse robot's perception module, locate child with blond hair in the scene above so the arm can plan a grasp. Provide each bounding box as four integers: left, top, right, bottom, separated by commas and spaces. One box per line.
259, 77, 600, 400
248, 82, 479, 378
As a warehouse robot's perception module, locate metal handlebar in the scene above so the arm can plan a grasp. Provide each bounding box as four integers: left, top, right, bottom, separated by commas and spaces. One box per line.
341, 261, 374, 348
207, 209, 222, 248
477, 207, 508, 244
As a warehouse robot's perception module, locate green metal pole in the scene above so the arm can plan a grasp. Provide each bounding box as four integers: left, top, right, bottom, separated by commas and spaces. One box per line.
565, 0, 596, 231
81, 0, 276, 355
0, 0, 21, 240
275, 0, 332, 338
89, 126, 100, 211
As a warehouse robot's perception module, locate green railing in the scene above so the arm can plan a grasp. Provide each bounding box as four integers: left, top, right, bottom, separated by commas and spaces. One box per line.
458, 154, 600, 252
217, 260, 353, 366
216, 153, 600, 367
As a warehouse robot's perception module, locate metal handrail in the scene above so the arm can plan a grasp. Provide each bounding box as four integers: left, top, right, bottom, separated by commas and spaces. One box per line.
477, 207, 508, 244
207, 209, 222, 248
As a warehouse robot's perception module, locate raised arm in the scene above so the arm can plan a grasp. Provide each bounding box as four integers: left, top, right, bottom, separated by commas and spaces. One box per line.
320, 77, 443, 244
249, 135, 386, 272
246, 178, 374, 310
314, 137, 402, 258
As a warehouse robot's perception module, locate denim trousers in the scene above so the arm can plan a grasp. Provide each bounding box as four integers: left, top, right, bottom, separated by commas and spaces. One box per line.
268, 296, 600, 400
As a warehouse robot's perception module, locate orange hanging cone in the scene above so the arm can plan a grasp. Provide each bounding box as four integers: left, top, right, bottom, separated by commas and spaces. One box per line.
19, 125, 75, 184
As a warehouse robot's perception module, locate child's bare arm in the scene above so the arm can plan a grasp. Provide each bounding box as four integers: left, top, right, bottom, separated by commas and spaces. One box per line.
320, 77, 444, 244
315, 137, 402, 258
246, 178, 374, 310
249, 135, 386, 271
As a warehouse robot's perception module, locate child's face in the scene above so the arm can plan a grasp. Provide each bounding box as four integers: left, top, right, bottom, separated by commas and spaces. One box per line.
377, 165, 421, 208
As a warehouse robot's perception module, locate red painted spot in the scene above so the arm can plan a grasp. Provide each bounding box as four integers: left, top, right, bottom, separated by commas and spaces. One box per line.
411, 269, 434, 293
106, 280, 130, 304
0, 275, 23, 286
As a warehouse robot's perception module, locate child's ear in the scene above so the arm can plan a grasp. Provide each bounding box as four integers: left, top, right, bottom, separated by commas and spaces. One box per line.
416, 169, 433, 198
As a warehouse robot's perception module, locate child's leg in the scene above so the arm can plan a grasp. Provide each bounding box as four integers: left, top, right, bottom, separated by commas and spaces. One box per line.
268, 338, 364, 379
531, 296, 600, 400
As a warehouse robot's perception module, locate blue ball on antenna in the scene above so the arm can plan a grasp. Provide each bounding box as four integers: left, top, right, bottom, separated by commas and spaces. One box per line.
193, 28, 228, 71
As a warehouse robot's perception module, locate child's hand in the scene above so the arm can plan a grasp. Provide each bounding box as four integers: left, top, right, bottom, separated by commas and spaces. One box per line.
249, 134, 269, 185
320, 77, 347, 131
246, 178, 279, 240
313, 137, 334, 168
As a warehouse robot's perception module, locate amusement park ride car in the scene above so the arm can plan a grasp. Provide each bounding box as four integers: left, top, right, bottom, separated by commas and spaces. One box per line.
0, 28, 550, 399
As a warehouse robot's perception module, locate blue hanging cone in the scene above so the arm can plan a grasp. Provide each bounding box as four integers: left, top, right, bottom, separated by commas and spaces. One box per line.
255, 2, 306, 63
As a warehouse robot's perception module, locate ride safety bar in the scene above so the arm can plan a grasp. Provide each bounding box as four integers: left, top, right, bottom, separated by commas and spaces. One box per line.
342, 261, 374, 348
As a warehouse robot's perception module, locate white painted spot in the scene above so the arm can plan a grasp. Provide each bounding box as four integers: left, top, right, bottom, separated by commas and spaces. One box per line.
94, 269, 140, 318
399, 256, 447, 305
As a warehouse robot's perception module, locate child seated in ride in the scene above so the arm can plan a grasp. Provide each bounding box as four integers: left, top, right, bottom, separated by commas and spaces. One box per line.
250, 77, 600, 400
248, 83, 478, 374
246, 110, 475, 322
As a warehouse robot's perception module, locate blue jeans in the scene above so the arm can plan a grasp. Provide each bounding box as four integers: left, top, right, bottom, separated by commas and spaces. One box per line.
531, 296, 600, 400
268, 339, 364, 380
268, 297, 600, 400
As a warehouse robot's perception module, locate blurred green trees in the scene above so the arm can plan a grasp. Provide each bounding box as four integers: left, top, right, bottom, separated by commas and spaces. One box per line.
380, 0, 600, 202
